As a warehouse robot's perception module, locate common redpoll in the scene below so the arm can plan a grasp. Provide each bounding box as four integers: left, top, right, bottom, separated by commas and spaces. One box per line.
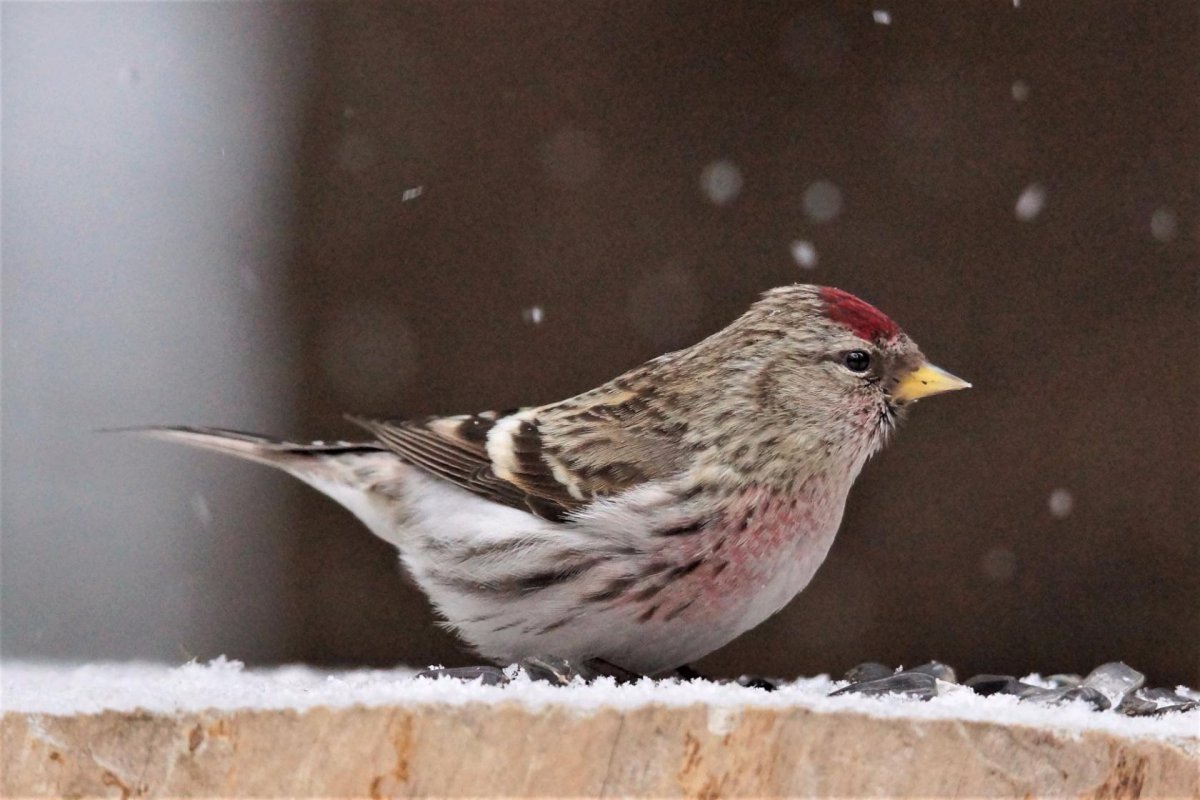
136, 284, 969, 676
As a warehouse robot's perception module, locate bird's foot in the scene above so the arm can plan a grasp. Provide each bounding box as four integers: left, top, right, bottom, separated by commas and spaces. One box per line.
519, 655, 643, 685
415, 665, 510, 685
583, 657, 644, 683
735, 674, 780, 691
670, 664, 706, 681
518, 655, 587, 685
417, 656, 647, 686
419, 658, 784, 689
667, 664, 779, 690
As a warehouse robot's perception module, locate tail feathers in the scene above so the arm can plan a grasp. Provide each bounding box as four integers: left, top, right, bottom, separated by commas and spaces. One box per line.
112, 425, 384, 470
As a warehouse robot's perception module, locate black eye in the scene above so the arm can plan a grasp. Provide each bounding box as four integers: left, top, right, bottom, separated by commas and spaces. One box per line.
842, 350, 871, 373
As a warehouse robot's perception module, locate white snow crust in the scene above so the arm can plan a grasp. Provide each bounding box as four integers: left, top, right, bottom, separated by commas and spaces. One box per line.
2, 659, 1196, 745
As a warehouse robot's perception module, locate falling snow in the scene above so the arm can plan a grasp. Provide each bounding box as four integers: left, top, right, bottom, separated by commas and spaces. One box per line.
981, 547, 1017, 582
1014, 184, 1046, 221
189, 493, 212, 527
872, 10, 892, 25
401, 186, 424, 202
1150, 207, 1178, 242
700, 160, 744, 206
116, 65, 140, 86
790, 240, 818, 269
1011, 81, 1030, 102
1048, 489, 1074, 519
522, 306, 545, 325
802, 180, 843, 223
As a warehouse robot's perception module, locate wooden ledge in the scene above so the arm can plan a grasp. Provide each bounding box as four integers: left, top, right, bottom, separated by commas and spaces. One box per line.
5, 700, 1197, 797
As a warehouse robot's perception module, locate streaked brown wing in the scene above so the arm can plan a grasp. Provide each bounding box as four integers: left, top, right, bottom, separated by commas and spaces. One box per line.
348, 412, 581, 522
349, 370, 693, 523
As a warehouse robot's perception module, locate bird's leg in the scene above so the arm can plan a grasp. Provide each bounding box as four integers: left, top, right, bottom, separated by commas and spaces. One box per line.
415, 665, 509, 685
418, 657, 648, 686
735, 674, 780, 691
518, 655, 588, 685
670, 664, 705, 681
668, 664, 780, 691
583, 657, 643, 684
417, 659, 778, 689
519, 655, 645, 685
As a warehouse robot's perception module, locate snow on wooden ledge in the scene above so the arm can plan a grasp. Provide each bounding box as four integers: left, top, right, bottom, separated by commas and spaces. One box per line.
3, 660, 1197, 797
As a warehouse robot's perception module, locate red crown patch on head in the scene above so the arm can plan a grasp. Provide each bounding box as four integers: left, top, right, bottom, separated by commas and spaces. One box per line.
818, 287, 900, 343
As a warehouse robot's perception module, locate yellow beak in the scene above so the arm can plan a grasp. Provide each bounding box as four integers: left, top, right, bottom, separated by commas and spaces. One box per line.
892, 362, 972, 403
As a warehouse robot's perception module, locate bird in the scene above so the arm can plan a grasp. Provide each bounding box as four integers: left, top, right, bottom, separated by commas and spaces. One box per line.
133, 284, 970, 677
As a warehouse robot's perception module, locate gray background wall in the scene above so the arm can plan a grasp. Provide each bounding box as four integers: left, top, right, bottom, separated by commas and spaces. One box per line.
3, 2, 316, 662
3, 1, 1196, 686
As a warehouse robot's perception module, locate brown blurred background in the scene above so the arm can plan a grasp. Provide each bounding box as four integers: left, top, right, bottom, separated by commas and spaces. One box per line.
4, 1, 1197, 685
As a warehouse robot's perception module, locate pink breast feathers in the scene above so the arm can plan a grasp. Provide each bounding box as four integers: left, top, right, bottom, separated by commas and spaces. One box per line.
818, 286, 901, 343
630, 484, 842, 627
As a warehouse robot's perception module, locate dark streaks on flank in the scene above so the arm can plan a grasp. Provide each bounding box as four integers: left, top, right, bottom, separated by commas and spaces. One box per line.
663, 599, 696, 621
657, 518, 708, 537
537, 614, 579, 635
585, 575, 637, 603
511, 559, 599, 595
633, 583, 664, 602
666, 558, 704, 580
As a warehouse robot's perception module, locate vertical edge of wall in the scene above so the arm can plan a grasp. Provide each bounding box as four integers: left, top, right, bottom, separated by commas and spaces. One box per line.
4, 703, 1196, 797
